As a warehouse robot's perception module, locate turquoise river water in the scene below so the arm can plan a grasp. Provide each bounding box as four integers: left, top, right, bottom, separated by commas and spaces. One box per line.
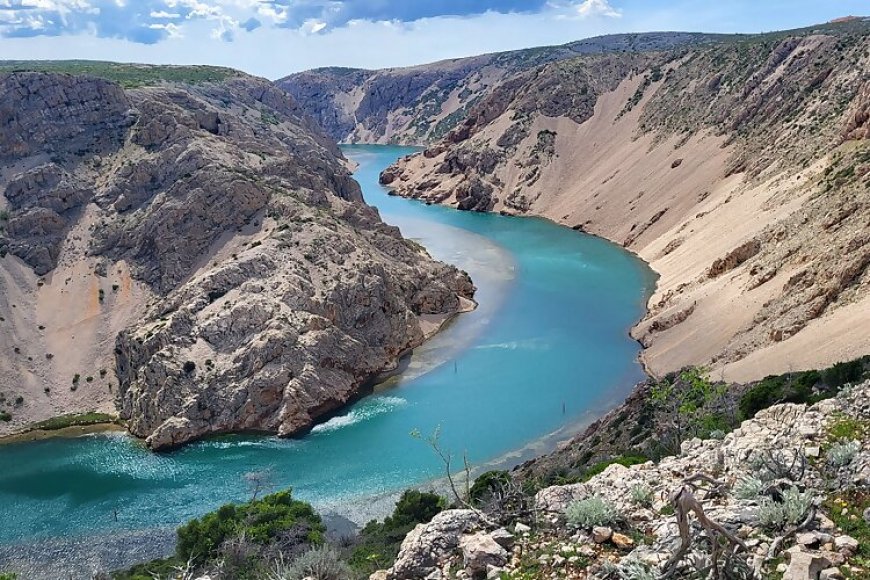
0, 145, 656, 570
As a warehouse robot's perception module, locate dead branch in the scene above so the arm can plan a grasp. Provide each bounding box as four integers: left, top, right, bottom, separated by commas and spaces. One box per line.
661, 475, 748, 580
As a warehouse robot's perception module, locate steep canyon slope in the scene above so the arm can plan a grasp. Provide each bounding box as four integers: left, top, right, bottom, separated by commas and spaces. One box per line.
0, 65, 474, 448
285, 20, 870, 381
277, 32, 728, 145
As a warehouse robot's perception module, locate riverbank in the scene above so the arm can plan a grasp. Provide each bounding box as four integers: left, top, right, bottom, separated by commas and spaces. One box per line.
0, 412, 124, 446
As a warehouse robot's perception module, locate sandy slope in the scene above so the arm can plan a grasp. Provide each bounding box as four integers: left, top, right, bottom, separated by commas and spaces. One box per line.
386, 70, 870, 381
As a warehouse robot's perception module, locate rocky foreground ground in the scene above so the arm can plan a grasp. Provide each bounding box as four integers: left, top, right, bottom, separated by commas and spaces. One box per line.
374, 380, 870, 579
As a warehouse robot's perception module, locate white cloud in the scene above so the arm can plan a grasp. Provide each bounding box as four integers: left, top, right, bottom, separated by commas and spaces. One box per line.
577, 0, 621, 18
300, 18, 326, 35
150, 10, 180, 18
548, 0, 622, 20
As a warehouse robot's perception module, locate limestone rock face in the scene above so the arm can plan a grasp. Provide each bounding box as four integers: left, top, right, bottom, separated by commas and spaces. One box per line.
459, 532, 508, 574
387, 510, 485, 580
376, 381, 870, 579
0, 69, 474, 445
0, 72, 133, 162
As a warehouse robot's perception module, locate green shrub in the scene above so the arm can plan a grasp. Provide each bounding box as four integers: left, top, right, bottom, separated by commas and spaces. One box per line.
31, 412, 116, 431
822, 359, 866, 387
176, 490, 324, 566
565, 496, 620, 528
757, 487, 813, 531
0, 411, 10, 422
733, 477, 764, 500
469, 470, 511, 506
738, 370, 820, 419
269, 546, 351, 580
827, 417, 869, 442
348, 490, 445, 575
826, 440, 860, 467
629, 484, 653, 507
0, 574, 17, 580
823, 490, 870, 562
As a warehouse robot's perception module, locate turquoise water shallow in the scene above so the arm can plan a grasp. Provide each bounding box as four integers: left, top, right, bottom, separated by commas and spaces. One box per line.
0, 146, 656, 554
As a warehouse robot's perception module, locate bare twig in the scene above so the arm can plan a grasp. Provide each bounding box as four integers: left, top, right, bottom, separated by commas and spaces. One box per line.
662, 474, 748, 579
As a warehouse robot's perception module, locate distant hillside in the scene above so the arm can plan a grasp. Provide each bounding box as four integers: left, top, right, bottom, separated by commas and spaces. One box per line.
0, 60, 242, 88
276, 32, 730, 144
293, 18, 870, 382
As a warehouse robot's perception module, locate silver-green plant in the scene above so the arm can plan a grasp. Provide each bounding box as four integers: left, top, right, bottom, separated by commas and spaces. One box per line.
601, 557, 657, 580
709, 429, 727, 440
565, 496, 620, 528
733, 476, 764, 500
826, 440, 860, 468
629, 483, 654, 507
267, 546, 352, 580
757, 487, 814, 531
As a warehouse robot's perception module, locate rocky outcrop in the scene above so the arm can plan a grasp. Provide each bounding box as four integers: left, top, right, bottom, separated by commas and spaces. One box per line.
0, 72, 133, 162
0, 68, 474, 445
387, 510, 485, 579
707, 240, 761, 278
376, 381, 870, 579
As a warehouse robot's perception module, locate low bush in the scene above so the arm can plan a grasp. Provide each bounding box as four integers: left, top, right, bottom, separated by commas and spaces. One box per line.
738, 370, 820, 420
822, 358, 866, 387
348, 490, 445, 576
176, 490, 324, 566
733, 477, 764, 500
826, 440, 860, 468
565, 496, 620, 528
469, 470, 511, 506
31, 412, 116, 431
757, 487, 814, 531
268, 546, 351, 580
0, 411, 10, 422
629, 484, 653, 507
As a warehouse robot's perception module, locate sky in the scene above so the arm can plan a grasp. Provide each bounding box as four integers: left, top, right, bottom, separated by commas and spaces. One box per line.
0, 0, 866, 79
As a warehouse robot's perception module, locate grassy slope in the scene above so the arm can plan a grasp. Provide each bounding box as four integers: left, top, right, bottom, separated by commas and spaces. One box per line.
0, 60, 241, 88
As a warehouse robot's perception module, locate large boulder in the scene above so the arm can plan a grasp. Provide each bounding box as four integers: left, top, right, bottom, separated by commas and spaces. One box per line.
459, 532, 508, 574
387, 510, 484, 580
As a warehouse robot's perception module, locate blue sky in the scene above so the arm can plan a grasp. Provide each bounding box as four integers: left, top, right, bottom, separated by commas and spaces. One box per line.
0, 1, 866, 78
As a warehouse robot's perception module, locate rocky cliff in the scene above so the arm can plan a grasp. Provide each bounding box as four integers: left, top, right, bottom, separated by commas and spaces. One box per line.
0, 67, 474, 448
277, 33, 728, 145
314, 18, 870, 382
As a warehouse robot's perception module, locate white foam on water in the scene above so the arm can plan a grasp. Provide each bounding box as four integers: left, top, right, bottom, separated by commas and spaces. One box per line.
475, 338, 550, 351
311, 396, 408, 434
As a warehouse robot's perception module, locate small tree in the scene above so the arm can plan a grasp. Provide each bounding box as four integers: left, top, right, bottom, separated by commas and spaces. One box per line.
650, 367, 731, 455
245, 469, 274, 502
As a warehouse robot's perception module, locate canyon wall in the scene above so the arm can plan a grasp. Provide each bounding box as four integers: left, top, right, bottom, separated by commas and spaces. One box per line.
285, 20, 870, 381
0, 68, 473, 447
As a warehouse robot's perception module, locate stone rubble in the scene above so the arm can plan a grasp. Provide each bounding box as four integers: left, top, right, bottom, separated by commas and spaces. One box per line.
375, 381, 870, 579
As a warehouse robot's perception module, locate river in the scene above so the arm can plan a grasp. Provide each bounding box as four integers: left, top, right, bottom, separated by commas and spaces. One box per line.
0, 145, 656, 577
